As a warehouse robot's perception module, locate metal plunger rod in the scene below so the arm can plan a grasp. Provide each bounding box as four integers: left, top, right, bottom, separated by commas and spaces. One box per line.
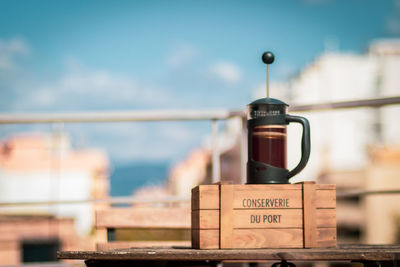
262, 51, 275, 98
267, 64, 270, 98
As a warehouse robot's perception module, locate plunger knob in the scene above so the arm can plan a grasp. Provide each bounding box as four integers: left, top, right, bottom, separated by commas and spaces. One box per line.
262, 51, 274, 98
262, 51, 275, 64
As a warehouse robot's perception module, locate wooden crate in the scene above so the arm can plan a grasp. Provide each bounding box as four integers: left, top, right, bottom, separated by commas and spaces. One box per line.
191, 182, 336, 249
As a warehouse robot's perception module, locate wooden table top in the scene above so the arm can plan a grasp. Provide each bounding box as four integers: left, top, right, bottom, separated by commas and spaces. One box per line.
58, 244, 400, 262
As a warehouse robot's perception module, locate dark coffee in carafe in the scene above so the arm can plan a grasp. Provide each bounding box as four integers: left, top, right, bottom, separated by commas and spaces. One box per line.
251, 126, 287, 169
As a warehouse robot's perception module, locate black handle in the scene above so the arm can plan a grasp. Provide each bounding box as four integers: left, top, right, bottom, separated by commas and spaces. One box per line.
286, 115, 311, 179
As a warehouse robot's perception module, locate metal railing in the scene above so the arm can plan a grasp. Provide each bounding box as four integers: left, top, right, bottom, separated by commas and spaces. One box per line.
1, 96, 400, 124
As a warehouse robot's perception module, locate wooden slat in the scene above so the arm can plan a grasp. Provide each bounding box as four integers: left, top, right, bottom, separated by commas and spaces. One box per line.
219, 184, 234, 249
315, 184, 336, 190
59, 244, 400, 261
192, 184, 336, 210
194, 228, 303, 249
112, 228, 190, 241
234, 184, 303, 190
96, 207, 190, 228
192, 229, 219, 249
315, 188, 336, 208
191, 227, 198, 249
194, 209, 303, 229
232, 209, 303, 228
234, 190, 303, 209
317, 227, 336, 247
192, 227, 336, 249
192, 209, 219, 229
192, 208, 336, 230
191, 185, 219, 210
233, 228, 303, 248
195, 184, 334, 191
302, 182, 317, 248
316, 208, 336, 228
96, 241, 191, 251
191, 187, 199, 211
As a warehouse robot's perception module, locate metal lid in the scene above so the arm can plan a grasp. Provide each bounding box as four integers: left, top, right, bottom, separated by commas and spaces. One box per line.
249, 97, 289, 106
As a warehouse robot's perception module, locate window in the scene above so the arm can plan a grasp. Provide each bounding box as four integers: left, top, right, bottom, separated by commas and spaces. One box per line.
22, 239, 60, 263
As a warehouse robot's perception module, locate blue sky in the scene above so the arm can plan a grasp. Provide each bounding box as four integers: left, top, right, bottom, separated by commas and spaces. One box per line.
0, 0, 399, 164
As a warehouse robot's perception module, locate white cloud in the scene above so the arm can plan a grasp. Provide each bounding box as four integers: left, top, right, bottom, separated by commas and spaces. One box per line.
209, 61, 242, 85
166, 43, 198, 68
31, 88, 57, 106
67, 122, 202, 163
28, 58, 173, 110
0, 37, 30, 71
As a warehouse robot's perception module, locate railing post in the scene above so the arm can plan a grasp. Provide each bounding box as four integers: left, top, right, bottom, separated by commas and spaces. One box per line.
50, 122, 64, 237
239, 117, 247, 184
211, 119, 220, 183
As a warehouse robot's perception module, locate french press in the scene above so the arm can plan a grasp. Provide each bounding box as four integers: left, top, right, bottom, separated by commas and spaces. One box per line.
247, 52, 311, 184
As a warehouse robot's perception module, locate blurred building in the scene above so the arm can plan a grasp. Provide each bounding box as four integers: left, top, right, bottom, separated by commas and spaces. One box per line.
0, 215, 77, 265
0, 133, 109, 265
166, 117, 244, 199
168, 149, 210, 198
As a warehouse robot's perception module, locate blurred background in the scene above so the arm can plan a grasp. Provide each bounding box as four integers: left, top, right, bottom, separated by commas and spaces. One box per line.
0, 0, 400, 265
